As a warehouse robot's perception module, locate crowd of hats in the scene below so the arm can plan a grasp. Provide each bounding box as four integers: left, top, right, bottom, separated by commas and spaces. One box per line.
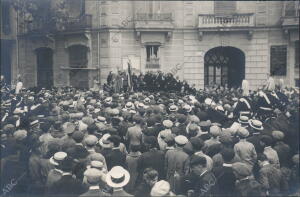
0, 83, 299, 197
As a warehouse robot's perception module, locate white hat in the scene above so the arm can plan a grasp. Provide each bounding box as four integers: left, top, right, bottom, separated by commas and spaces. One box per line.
175, 135, 188, 145
183, 104, 192, 112
204, 98, 213, 106
169, 105, 178, 112
84, 168, 103, 184
125, 102, 134, 109
99, 133, 111, 148
249, 119, 264, 131
106, 166, 130, 188
50, 152, 67, 166
150, 180, 171, 197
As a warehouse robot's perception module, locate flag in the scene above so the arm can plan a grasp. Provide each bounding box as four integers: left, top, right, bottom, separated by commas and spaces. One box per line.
128, 60, 133, 91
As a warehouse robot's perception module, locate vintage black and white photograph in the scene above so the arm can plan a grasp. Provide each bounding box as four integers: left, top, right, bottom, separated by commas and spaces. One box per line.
0, 0, 299, 196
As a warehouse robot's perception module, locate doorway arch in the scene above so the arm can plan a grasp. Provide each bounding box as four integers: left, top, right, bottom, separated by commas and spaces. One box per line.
36, 47, 53, 88
204, 46, 245, 88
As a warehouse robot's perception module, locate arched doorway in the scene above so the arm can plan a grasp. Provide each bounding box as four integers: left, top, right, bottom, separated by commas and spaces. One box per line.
36, 47, 53, 88
204, 46, 245, 88
68, 45, 89, 89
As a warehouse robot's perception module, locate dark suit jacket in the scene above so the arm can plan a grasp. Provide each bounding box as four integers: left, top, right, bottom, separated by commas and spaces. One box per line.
137, 149, 165, 180
213, 165, 236, 196
48, 174, 87, 197
105, 149, 127, 170
247, 134, 264, 154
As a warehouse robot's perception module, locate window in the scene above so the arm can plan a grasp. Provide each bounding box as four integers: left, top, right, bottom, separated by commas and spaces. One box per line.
69, 45, 88, 68
214, 1, 236, 16
1, 1, 11, 35
67, 0, 85, 18
146, 45, 160, 68
295, 41, 299, 68
284, 1, 298, 17
270, 45, 287, 76
295, 79, 300, 87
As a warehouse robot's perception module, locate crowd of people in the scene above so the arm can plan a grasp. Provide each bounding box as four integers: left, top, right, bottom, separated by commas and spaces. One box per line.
0, 74, 299, 197
104, 71, 196, 94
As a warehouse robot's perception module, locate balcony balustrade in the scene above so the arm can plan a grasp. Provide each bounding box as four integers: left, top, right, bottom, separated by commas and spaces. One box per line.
198, 13, 255, 28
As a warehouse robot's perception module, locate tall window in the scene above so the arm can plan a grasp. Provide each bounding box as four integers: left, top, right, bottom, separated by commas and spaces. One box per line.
69, 45, 88, 68
270, 45, 287, 76
1, 1, 11, 35
214, 1, 236, 16
295, 41, 299, 68
67, 0, 85, 18
284, 1, 299, 17
146, 45, 160, 68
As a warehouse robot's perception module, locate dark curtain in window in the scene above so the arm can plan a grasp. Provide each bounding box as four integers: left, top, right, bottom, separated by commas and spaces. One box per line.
270, 46, 287, 76
1, 2, 11, 35
285, 1, 296, 17
69, 45, 88, 68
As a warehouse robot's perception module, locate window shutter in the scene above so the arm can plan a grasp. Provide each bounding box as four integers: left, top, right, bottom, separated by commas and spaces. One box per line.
214, 1, 236, 16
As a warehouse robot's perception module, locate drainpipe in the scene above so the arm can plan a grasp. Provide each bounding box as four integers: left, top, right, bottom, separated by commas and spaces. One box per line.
98, 0, 101, 85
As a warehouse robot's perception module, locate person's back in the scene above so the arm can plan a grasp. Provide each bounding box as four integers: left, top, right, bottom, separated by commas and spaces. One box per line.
127, 125, 143, 146
106, 148, 126, 170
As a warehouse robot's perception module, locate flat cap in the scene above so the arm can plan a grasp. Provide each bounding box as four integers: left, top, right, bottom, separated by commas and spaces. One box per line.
175, 135, 188, 145
272, 130, 284, 140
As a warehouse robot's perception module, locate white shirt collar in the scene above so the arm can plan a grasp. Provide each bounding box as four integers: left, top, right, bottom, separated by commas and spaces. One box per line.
223, 163, 233, 167
62, 172, 72, 176
89, 186, 100, 190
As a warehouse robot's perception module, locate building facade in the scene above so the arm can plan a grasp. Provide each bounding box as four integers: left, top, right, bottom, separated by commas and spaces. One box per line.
2, 1, 299, 90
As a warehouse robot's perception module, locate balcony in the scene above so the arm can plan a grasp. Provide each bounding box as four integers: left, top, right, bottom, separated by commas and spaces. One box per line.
64, 14, 92, 30
146, 57, 160, 69
21, 14, 92, 35
198, 13, 255, 29
135, 13, 174, 32
281, 1, 299, 29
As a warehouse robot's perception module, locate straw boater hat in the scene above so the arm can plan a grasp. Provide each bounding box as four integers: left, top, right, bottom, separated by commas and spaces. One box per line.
50, 152, 67, 166
99, 133, 112, 148
249, 119, 264, 130
238, 116, 249, 125
106, 166, 130, 188
169, 105, 178, 112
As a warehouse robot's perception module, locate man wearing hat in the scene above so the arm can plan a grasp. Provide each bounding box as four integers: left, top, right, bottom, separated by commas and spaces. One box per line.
232, 162, 263, 197
80, 168, 107, 197
272, 130, 291, 167
172, 114, 187, 136
257, 153, 282, 195
157, 120, 173, 151
106, 166, 132, 196
260, 135, 280, 168
181, 155, 217, 197
150, 180, 175, 197
165, 135, 189, 193
203, 126, 221, 152
71, 130, 89, 160
46, 152, 67, 190
105, 135, 127, 170
234, 127, 257, 168
137, 136, 165, 181
48, 157, 87, 196
247, 119, 264, 154
61, 122, 76, 149
126, 115, 143, 150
